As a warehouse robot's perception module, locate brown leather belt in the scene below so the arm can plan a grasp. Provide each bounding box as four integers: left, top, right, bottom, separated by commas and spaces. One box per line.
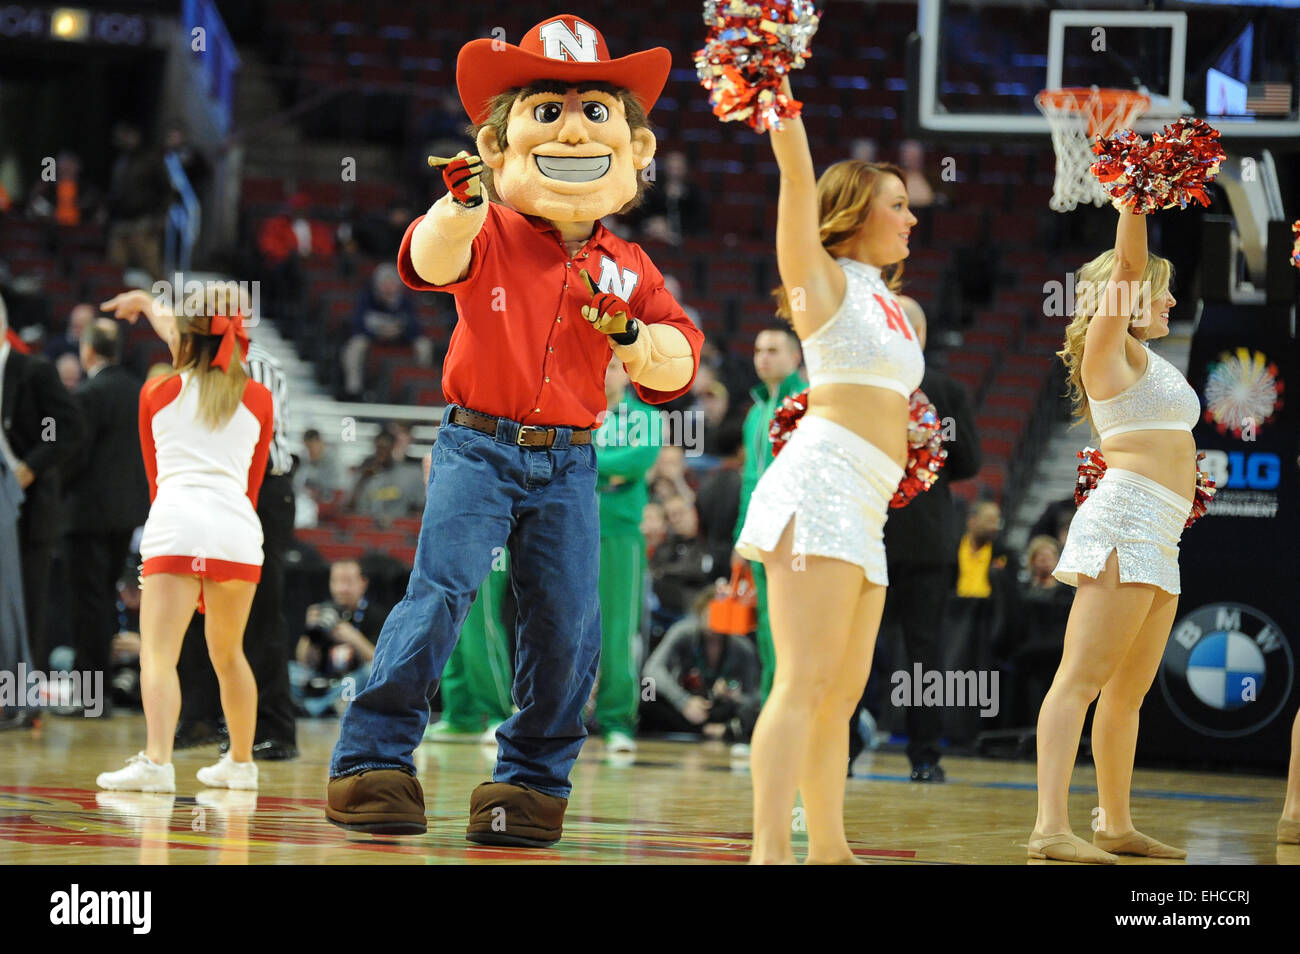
449, 407, 592, 447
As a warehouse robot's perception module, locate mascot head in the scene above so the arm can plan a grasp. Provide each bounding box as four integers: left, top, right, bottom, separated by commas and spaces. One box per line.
457, 15, 671, 223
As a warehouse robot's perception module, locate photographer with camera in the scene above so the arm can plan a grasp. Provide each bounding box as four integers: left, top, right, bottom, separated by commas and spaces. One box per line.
291, 558, 388, 716
639, 587, 761, 752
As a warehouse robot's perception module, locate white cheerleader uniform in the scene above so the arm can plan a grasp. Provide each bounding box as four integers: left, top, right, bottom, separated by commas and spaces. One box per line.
735, 258, 924, 585
1053, 344, 1200, 595
138, 370, 274, 582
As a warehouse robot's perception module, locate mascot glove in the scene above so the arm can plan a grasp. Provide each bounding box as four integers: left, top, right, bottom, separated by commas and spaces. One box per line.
429, 150, 484, 208
579, 269, 638, 344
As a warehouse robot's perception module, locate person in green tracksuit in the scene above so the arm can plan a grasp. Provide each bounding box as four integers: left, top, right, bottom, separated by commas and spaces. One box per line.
425, 554, 514, 739
594, 355, 662, 752
735, 325, 806, 703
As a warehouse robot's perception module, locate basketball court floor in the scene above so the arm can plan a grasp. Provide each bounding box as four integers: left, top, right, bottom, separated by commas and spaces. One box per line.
1, 716, 1292, 864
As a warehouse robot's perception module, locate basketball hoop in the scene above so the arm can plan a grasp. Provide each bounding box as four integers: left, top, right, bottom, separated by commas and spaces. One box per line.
1036, 87, 1151, 212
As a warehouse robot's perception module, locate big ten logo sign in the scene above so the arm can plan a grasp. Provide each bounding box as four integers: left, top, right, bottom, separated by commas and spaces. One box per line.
1200, 450, 1281, 491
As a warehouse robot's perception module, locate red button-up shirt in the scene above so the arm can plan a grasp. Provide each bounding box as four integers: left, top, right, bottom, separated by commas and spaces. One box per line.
397, 203, 703, 429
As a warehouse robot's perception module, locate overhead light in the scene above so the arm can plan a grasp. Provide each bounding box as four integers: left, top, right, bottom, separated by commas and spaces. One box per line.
50, 8, 89, 41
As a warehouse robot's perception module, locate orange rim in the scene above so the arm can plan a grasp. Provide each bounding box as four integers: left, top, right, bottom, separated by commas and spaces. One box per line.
1037, 87, 1151, 137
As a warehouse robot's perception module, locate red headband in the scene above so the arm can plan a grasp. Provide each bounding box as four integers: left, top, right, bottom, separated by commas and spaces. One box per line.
209, 313, 249, 373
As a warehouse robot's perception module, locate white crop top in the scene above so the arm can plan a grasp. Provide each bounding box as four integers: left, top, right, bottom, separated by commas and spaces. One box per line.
1088, 344, 1201, 441
801, 258, 925, 399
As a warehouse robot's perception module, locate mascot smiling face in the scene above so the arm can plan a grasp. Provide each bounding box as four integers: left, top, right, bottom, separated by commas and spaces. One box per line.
457, 15, 671, 224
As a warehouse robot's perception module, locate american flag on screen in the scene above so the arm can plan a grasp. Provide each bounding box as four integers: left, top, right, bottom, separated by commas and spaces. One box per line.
1245, 83, 1293, 115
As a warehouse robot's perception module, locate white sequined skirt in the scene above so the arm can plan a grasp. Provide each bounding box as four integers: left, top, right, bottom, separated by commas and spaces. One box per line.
735, 416, 904, 586
1053, 468, 1193, 595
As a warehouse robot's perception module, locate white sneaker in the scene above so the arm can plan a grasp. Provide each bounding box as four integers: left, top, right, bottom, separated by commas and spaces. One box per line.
729, 742, 751, 760
606, 731, 637, 755
479, 721, 503, 747
196, 754, 259, 790
97, 752, 175, 793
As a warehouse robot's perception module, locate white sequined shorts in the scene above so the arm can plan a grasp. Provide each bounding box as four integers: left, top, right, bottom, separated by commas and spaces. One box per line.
1053, 468, 1193, 595
735, 416, 904, 586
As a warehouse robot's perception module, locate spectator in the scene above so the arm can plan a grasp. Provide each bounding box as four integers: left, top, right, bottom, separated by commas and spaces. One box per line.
45, 303, 95, 362
349, 429, 425, 525
850, 137, 880, 163
867, 296, 981, 782
898, 139, 941, 209
640, 587, 761, 745
946, 498, 1014, 743
0, 292, 84, 672
0, 425, 30, 729
641, 500, 667, 558
695, 420, 744, 574
57, 318, 149, 717
105, 124, 171, 280
735, 323, 806, 702
339, 263, 432, 400
592, 355, 663, 753
626, 150, 707, 245
647, 445, 693, 503
690, 364, 744, 460
109, 562, 144, 711
294, 427, 345, 500
649, 494, 716, 634
661, 274, 701, 328
957, 500, 1011, 596
162, 120, 211, 203
998, 536, 1073, 727
352, 199, 416, 258
291, 558, 390, 716
698, 334, 756, 407
26, 151, 104, 227
1030, 496, 1076, 551
55, 353, 82, 392
256, 192, 337, 339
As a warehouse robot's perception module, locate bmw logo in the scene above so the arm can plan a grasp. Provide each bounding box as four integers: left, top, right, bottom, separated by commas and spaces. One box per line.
1159, 602, 1294, 738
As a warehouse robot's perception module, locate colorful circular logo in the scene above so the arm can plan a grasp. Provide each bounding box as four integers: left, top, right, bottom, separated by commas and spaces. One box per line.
1202, 348, 1284, 438
1159, 602, 1294, 738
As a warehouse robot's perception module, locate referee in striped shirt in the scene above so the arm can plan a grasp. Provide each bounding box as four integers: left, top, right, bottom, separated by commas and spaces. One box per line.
175, 341, 299, 759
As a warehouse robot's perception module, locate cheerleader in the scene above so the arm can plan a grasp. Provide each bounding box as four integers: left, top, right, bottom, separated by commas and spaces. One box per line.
94, 289, 273, 793
1281, 708, 1300, 844
734, 76, 923, 864
1030, 206, 1198, 862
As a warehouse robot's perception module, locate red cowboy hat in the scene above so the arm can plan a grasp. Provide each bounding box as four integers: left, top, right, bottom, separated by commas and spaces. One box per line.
456, 14, 672, 126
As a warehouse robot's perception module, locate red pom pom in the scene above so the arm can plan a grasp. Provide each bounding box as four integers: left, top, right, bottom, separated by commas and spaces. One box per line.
768, 386, 809, 457
1090, 117, 1225, 214
890, 389, 948, 509
1074, 446, 1108, 507
695, 0, 821, 133
1185, 452, 1217, 528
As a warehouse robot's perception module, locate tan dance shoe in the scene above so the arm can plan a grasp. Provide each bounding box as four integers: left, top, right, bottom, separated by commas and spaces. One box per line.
1093, 828, 1187, 859
1028, 830, 1119, 863
1278, 818, 1300, 845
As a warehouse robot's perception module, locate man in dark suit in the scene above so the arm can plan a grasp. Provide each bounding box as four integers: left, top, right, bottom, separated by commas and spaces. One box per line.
58, 318, 149, 715
0, 293, 84, 673
852, 296, 982, 782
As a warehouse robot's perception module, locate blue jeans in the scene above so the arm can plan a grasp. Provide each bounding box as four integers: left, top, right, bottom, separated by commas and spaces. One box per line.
329, 406, 602, 798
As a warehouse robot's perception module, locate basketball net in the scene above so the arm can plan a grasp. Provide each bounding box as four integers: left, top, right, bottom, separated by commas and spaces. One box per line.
1036, 87, 1150, 212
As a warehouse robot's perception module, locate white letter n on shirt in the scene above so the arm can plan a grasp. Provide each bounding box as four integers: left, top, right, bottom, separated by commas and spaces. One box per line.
597, 256, 639, 300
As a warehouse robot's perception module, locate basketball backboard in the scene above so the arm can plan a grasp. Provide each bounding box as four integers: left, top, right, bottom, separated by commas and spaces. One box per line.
913, 0, 1300, 139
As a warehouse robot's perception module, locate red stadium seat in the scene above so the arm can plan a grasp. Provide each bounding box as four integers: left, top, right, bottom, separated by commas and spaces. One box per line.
315, 542, 366, 564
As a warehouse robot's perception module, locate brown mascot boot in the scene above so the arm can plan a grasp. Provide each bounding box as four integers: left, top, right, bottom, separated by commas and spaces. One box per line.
466, 781, 567, 847
325, 769, 426, 835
